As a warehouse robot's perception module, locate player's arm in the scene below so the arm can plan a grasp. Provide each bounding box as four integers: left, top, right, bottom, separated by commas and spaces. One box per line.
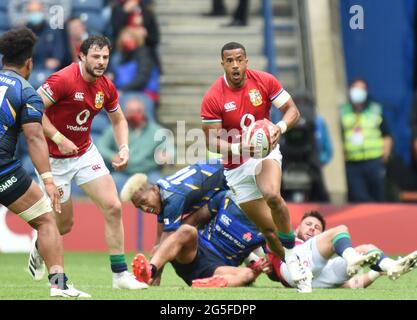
36, 88, 79, 156
202, 122, 253, 157
22, 122, 61, 213
270, 96, 300, 149
107, 107, 129, 171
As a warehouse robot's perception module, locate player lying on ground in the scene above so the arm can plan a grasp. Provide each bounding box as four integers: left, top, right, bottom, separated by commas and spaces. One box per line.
120, 160, 227, 242
266, 211, 417, 289
131, 190, 270, 288
0, 27, 89, 297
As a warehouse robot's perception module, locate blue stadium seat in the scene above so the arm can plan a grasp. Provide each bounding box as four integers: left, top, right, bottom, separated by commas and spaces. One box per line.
75, 11, 106, 33
71, 0, 103, 12
0, 0, 10, 12
28, 68, 52, 90
0, 11, 10, 31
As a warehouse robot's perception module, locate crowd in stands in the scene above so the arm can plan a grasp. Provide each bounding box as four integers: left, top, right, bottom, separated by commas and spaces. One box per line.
1, 0, 166, 197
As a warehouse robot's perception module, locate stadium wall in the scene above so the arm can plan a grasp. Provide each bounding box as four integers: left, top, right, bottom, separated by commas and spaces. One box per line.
2, 203, 417, 254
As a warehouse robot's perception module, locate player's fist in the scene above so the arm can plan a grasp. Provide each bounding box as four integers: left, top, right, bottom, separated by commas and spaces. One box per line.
112, 146, 129, 171
57, 136, 79, 156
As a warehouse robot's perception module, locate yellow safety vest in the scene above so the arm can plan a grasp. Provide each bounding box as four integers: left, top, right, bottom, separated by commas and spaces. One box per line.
340, 102, 384, 161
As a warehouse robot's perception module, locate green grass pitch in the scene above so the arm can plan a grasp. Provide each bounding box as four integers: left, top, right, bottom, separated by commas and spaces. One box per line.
1, 252, 417, 300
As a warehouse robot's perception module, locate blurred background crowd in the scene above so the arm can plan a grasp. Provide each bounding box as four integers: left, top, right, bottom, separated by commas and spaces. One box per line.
1, 0, 417, 204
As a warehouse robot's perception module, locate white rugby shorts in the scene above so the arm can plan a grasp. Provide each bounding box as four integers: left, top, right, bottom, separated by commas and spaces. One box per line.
224, 145, 283, 204
38, 143, 110, 203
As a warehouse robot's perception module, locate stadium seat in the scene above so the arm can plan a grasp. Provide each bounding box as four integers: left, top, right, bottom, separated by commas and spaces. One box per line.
0, 0, 10, 12
71, 0, 103, 12
0, 11, 11, 31
74, 11, 106, 34
28, 69, 52, 90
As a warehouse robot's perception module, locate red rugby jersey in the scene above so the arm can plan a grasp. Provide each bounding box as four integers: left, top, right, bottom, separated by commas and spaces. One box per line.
201, 69, 286, 169
40, 63, 119, 158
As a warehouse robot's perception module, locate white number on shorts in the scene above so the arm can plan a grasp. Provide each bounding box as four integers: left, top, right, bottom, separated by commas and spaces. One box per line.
76, 109, 91, 125
166, 166, 197, 185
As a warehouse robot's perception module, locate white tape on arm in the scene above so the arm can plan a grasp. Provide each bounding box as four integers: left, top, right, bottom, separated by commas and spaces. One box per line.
51, 131, 64, 145
276, 120, 287, 134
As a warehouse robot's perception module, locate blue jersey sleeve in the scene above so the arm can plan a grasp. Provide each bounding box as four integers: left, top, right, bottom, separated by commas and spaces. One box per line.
20, 87, 44, 124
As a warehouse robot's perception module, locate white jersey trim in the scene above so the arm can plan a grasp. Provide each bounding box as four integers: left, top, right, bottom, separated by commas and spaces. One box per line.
271, 89, 291, 108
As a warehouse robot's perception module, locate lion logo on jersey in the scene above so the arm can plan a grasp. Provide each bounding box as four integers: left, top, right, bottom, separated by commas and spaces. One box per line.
248, 89, 262, 107
94, 91, 105, 109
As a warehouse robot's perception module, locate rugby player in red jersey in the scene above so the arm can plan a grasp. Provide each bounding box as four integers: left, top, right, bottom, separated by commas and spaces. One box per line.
200, 42, 312, 292
28, 35, 147, 290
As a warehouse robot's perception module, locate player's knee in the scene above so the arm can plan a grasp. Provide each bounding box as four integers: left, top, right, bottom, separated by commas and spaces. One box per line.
58, 219, 74, 235
264, 192, 285, 210
104, 199, 122, 220
177, 224, 198, 242
335, 224, 349, 234
29, 211, 56, 230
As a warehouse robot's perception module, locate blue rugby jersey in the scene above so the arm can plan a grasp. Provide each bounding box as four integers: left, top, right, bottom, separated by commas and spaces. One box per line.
0, 70, 43, 172
157, 160, 228, 232
199, 191, 265, 266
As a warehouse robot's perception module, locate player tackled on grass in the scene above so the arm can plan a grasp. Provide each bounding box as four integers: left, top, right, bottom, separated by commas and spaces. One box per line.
200, 42, 310, 291
266, 211, 417, 289
130, 190, 269, 288
28, 35, 146, 290
0, 27, 89, 297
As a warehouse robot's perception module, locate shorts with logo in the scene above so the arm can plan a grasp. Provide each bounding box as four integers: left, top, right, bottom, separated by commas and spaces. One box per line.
279, 237, 350, 288
224, 145, 283, 204
170, 240, 225, 286
0, 162, 32, 207
38, 143, 109, 203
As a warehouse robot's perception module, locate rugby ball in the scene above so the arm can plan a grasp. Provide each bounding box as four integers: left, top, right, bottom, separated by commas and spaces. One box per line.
243, 119, 275, 158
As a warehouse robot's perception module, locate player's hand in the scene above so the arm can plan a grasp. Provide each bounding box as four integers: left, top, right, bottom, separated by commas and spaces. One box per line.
57, 136, 79, 156
112, 146, 129, 171
271, 125, 281, 150
43, 180, 61, 214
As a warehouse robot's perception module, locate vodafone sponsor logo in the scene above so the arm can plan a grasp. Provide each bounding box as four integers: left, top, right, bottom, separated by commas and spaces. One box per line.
66, 124, 88, 132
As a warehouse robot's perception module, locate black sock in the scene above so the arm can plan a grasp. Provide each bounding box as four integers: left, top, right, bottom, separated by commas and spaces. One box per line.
150, 264, 157, 278
48, 273, 68, 290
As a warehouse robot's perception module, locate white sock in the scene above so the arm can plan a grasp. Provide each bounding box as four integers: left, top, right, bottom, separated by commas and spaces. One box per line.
379, 257, 396, 272
342, 247, 358, 262
244, 252, 260, 266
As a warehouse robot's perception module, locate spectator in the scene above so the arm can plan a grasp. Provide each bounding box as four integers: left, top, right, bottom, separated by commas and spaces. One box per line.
109, 26, 160, 103
339, 78, 393, 202
62, 17, 89, 66
204, 0, 250, 26
97, 95, 175, 191
111, 0, 161, 72
24, 0, 66, 71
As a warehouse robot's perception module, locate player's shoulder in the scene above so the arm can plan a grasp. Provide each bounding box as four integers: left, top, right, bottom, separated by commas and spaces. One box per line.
248, 69, 278, 82
52, 63, 78, 79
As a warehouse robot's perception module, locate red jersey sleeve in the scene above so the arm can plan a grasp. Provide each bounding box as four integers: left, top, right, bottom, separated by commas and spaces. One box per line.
40, 72, 68, 104
201, 92, 223, 123
263, 72, 283, 101
104, 79, 119, 113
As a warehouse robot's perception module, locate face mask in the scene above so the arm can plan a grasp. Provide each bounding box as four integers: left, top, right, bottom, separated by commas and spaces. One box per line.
349, 87, 367, 104
27, 12, 45, 26
127, 113, 145, 128
120, 39, 137, 52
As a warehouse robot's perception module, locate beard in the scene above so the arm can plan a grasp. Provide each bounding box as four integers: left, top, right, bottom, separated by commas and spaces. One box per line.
84, 62, 106, 78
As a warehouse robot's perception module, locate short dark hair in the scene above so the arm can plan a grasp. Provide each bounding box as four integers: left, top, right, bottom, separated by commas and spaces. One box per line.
80, 35, 112, 56
301, 211, 326, 231
0, 27, 37, 66
221, 42, 246, 59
